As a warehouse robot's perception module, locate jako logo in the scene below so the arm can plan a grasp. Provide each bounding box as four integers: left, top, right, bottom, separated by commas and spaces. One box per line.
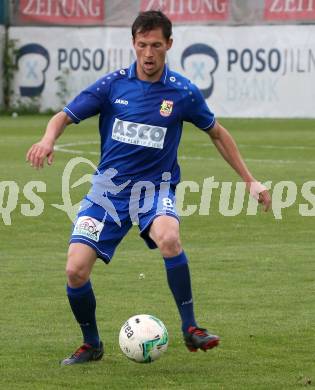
115, 98, 128, 105
181, 44, 219, 99
16, 43, 50, 97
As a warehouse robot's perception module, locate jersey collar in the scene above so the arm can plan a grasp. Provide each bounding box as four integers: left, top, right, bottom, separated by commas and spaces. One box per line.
128, 62, 169, 84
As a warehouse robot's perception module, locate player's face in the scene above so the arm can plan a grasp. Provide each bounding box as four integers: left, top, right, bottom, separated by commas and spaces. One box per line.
133, 28, 173, 82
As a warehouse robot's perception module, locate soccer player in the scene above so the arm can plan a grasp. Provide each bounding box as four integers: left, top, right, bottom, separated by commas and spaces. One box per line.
26, 10, 271, 365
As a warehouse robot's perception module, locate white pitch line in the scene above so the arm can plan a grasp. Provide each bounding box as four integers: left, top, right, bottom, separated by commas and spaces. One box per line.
56, 141, 99, 147
54, 141, 99, 155
179, 155, 315, 164
54, 146, 99, 155
200, 143, 315, 150
54, 142, 315, 164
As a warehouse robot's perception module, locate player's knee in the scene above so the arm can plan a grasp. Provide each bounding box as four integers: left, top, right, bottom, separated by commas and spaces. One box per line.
65, 265, 88, 287
155, 231, 182, 257
66, 254, 90, 287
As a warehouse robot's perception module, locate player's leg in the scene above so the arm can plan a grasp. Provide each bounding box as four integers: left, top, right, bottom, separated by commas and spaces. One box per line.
61, 243, 104, 365
149, 215, 196, 331
61, 195, 133, 365
66, 243, 100, 346
149, 215, 220, 352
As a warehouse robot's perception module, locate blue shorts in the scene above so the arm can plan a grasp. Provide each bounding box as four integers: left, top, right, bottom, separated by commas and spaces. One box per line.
70, 186, 179, 263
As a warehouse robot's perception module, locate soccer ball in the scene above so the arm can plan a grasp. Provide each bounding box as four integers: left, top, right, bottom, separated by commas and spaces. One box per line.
119, 314, 168, 363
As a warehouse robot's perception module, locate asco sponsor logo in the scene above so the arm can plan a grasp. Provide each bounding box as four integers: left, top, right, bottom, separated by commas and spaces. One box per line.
264, 0, 315, 20
112, 119, 167, 149
19, 0, 104, 25
141, 0, 228, 21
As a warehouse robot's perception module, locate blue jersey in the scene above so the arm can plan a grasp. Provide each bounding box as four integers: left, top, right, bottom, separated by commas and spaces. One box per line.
64, 62, 215, 188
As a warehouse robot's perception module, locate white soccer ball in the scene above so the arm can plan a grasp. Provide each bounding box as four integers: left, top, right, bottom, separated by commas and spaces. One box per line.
119, 314, 168, 363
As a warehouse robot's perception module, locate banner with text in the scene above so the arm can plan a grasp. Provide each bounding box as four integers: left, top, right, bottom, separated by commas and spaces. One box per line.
9, 25, 315, 117
14, 0, 105, 25
9, 26, 135, 110
140, 0, 229, 22
264, 0, 315, 21
10, 0, 315, 26
170, 25, 315, 117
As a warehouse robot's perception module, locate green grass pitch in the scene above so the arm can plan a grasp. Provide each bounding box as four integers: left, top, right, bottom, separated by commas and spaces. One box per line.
0, 115, 315, 389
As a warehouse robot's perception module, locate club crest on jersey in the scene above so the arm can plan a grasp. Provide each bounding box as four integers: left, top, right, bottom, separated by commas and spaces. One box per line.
160, 100, 173, 117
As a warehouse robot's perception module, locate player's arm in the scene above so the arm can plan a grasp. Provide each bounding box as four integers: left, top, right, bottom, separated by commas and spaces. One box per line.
26, 111, 72, 169
207, 120, 271, 211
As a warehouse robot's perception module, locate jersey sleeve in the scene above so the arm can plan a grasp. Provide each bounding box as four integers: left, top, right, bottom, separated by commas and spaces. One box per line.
182, 83, 215, 131
63, 78, 110, 123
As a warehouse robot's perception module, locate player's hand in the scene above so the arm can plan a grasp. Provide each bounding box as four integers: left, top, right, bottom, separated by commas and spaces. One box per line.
26, 140, 54, 169
247, 181, 272, 212
258, 189, 272, 212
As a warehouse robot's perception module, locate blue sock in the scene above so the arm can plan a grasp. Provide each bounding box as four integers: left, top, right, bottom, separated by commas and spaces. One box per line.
164, 251, 197, 333
67, 280, 100, 347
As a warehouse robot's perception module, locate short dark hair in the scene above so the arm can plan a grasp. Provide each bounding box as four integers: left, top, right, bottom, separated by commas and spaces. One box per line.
132, 10, 172, 41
